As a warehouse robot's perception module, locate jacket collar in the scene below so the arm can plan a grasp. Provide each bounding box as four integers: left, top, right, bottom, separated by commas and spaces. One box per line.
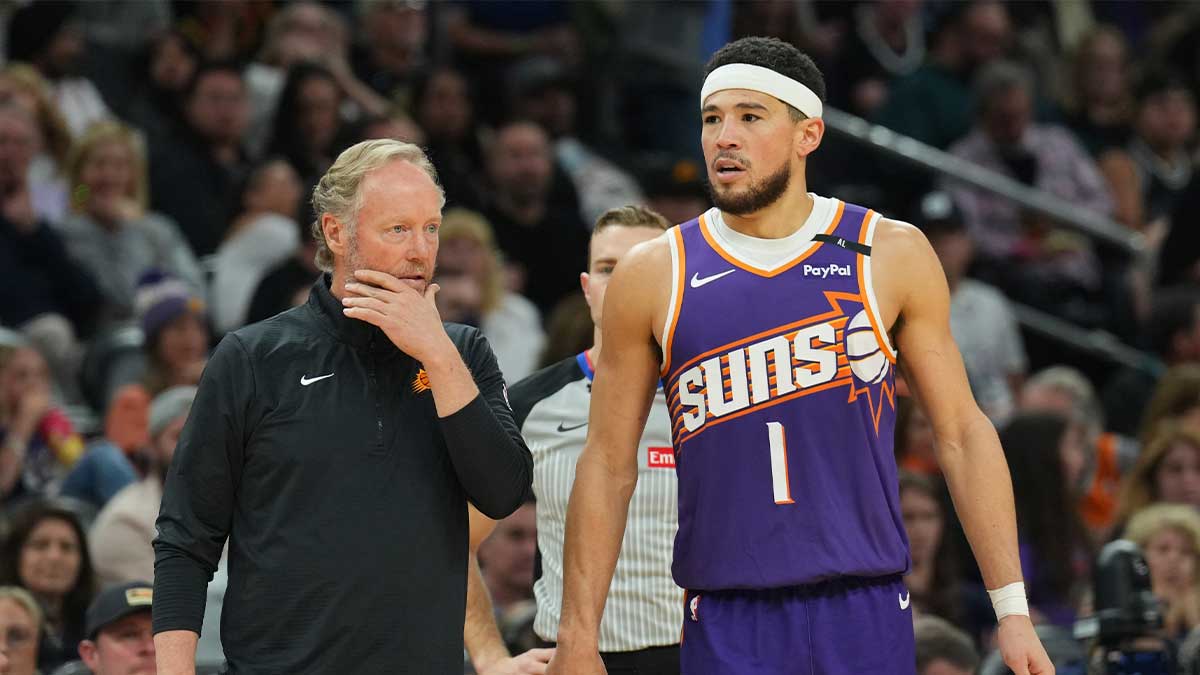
308, 274, 395, 354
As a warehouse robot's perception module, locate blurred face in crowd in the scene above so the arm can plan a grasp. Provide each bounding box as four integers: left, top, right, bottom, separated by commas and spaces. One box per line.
488, 123, 553, 209
982, 84, 1032, 147
1143, 526, 1197, 598
0, 78, 39, 118
519, 84, 576, 139
0, 347, 50, 416
478, 503, 537, 600
79, 613, 155, 675
1137, 88, 1197, 154
363, 1, 427, 71
962, 2, 1012, 68
328, 160, 441, 294
903, 403, 936, 466
901, 487, 943, 568
434, 235, 488, 323
80, 140, 136, 219
43, 23, 85, 79
245, 160, 302, 221
155, 312, 208, 378
0, 598, 38, 675
1077, 30, 1127, 107
18, 518, 81, 599
274, 3, 342, 66
151, 34, 196, 93
362, 116, 426, 146
1155, 441, 1200, 508
1058, 421, 1088, 492
298, 74, 342, 155
702, 89, 808, 216
582, 225, 663, 330
0, 110, 36, 191
186, 70, 249, 147
418, 69, 472, 144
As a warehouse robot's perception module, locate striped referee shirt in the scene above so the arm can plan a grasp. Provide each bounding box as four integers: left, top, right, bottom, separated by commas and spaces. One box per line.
511, 351, 681, 652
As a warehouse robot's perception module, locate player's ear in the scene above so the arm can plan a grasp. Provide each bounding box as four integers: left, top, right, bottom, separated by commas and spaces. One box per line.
794, 117, 825, 159
580, 271, 592, 303
322, 213, 349, 257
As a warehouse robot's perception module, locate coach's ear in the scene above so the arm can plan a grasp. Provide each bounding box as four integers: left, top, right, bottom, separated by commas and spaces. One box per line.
795, 117, 825, 160
322, 213, 349, 258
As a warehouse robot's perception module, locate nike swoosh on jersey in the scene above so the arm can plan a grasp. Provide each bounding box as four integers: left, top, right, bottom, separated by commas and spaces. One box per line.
690, 269, 736, 288
556, 421, 588, 432
300, 373, 335, 386
899, 592, 911, 610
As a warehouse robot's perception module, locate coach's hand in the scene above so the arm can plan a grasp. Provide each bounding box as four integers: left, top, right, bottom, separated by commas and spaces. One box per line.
480, 648, 555, 675
343, 270, 448, 362
998, 614, 1055, 674
545, 643, 605, 675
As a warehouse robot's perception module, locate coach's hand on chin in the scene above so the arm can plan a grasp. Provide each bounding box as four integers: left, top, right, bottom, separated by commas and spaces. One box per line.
999, 614, 1055, 675
545, 641, 606, 675
342, 269, 449, 362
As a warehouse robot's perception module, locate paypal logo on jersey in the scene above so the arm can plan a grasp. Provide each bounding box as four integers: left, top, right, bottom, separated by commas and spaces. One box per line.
802, 263, 852, 278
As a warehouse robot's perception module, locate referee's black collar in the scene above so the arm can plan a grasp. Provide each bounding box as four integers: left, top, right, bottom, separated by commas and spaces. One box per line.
308, 274, 397, 354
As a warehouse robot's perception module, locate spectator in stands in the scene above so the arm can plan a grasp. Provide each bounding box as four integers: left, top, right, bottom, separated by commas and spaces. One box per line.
508, 56, 644, 225
6, 2, 109, 137
1062, 26, 1134, 157
896, 397, 938, 477
350, 0, 429, 103
0, 102, 101, 390
1160, 185, 1200, 287
266, 62, 360, 189
0, 64, 74, 224
118, 30, 199, 148
0, 344, 83, 506
210, 159, 303, 333
1125, 503, 1200, 640
1104, 288, 1200, 436
435, 208, 545, 383
411, 66, 487, 210
1100, 70, 1196, 230
91, 387, 195, 587
1116, 422, 1200, 525
131, 274, 210, 399
875, 0, 1014, 150
537, 292, 593, 369
914, 615, 980, 675
74, 581, 155, 675
899, 472, 969, 627
244, 225, 321, 326
0, 502, 96, 672
913, 190, 1027, 424
831, 0, 926, 119
483, 121, 589, 314
0, 586, 42, 675
149, 61, 250, 257
1020, 365, 1138, 539
56, 120, 203, 324
639, 156, 710, 226
946, 60, 1113, 292
1140, 364, 1200, 444
477, 500, 537, 621
360, 110, 425, 146
1000, 412, 1092, 627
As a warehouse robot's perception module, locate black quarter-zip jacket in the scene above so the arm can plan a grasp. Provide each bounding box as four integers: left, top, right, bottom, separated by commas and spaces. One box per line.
152, 276, 532, 674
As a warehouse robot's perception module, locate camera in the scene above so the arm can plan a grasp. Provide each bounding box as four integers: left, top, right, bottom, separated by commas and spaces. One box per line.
1075, 540, 1171, 675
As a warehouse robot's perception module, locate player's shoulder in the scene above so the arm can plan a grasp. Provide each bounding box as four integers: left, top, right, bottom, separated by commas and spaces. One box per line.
508, 355, 586, 426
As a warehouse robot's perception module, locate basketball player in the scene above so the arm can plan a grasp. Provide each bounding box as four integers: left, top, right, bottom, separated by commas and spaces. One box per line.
547, 37, 1054, 675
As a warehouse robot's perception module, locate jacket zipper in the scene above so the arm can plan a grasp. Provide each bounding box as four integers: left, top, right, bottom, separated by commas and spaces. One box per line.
367, 335, 384, 451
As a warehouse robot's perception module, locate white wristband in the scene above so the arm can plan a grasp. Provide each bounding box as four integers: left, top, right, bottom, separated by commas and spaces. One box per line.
987, 582, 1029, 620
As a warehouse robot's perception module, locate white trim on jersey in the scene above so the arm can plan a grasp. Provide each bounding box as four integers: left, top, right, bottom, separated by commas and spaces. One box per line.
861, 211, 899, 359
663, 230, 682, 352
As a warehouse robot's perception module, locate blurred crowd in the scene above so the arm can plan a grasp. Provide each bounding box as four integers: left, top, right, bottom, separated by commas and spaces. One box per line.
0, 0, 1198, 673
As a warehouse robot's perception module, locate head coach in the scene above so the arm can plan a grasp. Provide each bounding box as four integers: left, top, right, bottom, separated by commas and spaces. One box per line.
150, 139, 533, 674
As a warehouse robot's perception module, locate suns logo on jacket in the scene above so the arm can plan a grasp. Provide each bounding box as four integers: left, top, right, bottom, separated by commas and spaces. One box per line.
412, 369, 431, 393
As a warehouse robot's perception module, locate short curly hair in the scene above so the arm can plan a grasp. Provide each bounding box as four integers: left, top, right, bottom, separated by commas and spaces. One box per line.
704, 37, 826, 120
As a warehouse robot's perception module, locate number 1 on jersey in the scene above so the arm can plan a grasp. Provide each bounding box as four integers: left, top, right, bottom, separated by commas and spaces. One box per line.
766, 422, 794, 504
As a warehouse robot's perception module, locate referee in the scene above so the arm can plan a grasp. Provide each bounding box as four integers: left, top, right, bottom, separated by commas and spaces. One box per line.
465, 206, 681, 675
152, 140, 532, 674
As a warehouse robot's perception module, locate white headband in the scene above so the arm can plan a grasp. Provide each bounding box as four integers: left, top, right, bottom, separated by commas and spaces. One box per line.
700, 63, 823, 119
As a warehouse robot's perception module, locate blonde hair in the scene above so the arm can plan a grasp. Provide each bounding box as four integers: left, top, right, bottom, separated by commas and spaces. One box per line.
1141, 364, 1200, 445
1117, 421, 1200, 523
0, 63, 72, 167
0, 585, 43, 631
1125, 503, 1200, 635
438, 208, 504, 313
67, 120, 148, 214
310, 139, 443, 272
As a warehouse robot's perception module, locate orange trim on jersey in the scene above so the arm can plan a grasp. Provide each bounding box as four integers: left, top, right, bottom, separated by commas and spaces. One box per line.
776, 425, 795, 505
698, 201, 845, 278
665, 291, 858, 381
660, 227, 687, 378
856, 210, 897, 365
674, 376, 854, 444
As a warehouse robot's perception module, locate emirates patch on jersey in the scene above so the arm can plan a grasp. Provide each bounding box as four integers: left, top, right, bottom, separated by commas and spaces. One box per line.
648, 446, 675, 469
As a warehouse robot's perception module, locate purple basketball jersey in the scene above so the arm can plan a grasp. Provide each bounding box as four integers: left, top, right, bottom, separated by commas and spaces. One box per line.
662, 201, 910, 591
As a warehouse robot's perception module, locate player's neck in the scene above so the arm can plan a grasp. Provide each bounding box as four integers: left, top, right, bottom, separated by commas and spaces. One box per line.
720, 187, 815, 240
589, 332, 600, 364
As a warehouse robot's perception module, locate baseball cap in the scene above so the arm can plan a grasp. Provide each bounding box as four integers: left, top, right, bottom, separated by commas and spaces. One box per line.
85, 582, 153, 639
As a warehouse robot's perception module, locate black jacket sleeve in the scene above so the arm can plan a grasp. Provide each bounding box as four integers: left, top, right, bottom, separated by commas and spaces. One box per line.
438, 329, 533, 519
152, 334, 253, 635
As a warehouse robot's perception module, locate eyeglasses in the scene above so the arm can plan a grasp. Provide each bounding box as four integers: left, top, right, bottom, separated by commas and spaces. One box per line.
0, 626, 35, 650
